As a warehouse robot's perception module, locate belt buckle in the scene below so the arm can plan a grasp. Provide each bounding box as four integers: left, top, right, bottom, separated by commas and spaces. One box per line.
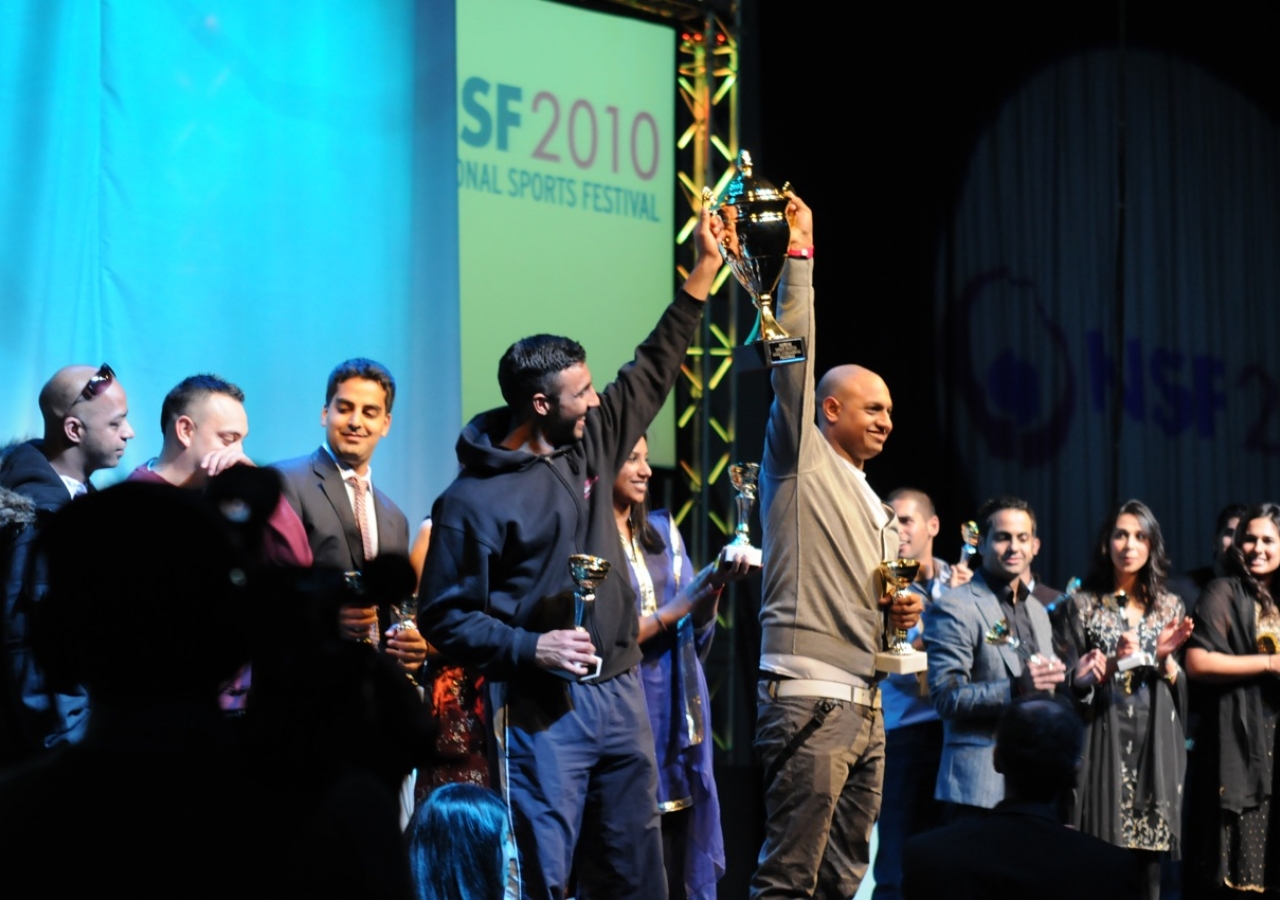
764, 677, 780, 700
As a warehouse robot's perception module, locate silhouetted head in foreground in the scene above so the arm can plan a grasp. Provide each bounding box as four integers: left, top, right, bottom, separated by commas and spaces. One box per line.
31, 479, 252, 705
407, 783, 517, 900
993, 696, 1084, 805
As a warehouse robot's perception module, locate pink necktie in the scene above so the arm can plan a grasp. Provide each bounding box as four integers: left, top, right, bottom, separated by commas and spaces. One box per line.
347, 476, 377, 563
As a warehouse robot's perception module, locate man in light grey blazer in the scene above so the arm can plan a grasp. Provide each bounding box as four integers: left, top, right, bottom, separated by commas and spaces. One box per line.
923, 496, 1066, 815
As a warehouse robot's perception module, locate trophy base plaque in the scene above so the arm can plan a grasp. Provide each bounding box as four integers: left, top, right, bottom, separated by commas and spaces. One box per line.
759, 335, 807, 366
721, 543, 762, 569
1116, 652, 1154, 672
734, 336, 808, 371
875, 649, 928, 675
578, 655, 603, 683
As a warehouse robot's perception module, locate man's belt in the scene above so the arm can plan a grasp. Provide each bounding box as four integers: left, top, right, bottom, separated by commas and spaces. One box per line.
763, 677, 881, 709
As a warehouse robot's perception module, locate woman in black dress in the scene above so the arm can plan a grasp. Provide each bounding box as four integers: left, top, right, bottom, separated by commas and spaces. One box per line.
1188, 502, 1280, 895
1055, 499, 1194, 900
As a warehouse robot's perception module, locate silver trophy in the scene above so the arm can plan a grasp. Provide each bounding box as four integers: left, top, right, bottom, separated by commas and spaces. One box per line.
986, 618, 1059, 669
393, 594, 418, 634
568, 554, 609, 681
875, 559, 928, 674
959, 520, 980, 566
704, 149, 805, 368
726, 462, 763, 568
1110, 591, 1154, 674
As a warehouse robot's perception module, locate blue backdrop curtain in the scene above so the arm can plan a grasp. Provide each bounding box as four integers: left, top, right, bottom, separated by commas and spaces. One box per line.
939, 48, 1280, 583
0, 0, 459, 519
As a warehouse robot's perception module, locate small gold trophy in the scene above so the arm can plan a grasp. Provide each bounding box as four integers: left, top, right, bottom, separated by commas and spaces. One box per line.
704, 150, 805, 368
726, 462, 763, 568
568, 554, 609, 681
875, 558, 928, 674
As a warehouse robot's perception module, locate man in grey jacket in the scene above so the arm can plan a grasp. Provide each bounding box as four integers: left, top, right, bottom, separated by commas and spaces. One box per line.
750, 196, 922, 899
924, 496, 1066, 815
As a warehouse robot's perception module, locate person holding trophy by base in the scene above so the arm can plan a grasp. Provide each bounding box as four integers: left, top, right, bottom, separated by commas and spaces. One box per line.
418, 203, 725, 900
704, 159, 922, 899
612, 436, 753, 900
1053, 499, 1192, 900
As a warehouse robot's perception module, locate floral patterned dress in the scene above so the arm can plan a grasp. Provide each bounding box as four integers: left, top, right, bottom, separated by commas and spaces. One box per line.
1055, 589, 1187, 853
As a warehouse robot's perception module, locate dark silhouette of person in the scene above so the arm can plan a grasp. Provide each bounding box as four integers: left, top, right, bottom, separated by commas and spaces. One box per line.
0, 479, 420, 897
903, 697, 1143, 900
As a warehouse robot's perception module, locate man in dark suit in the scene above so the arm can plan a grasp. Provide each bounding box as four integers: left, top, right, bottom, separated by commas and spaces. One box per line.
275, 358, 425, 671
902, 697, 1142, 900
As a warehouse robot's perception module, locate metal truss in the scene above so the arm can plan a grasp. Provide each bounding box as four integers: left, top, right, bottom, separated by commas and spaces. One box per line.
672, 11, 744, 757
594, 0, 745, 757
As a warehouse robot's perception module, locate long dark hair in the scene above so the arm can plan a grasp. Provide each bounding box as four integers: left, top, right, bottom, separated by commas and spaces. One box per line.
407, 784, 511, 900
615, 436, 665, 555
1224, 502, 1280, 613
1080, 499, 1170, 609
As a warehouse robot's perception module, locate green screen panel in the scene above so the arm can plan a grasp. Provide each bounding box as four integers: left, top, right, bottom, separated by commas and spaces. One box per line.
457, 0, 676, 465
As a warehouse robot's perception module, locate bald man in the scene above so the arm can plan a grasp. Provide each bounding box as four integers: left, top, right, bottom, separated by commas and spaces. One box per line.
1, 363, 135, 761
751, 200, 921, 899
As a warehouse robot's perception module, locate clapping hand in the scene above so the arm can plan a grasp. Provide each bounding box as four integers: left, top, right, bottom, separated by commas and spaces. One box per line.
1073, 648, 1108, 688
1156, 616, 1195, 662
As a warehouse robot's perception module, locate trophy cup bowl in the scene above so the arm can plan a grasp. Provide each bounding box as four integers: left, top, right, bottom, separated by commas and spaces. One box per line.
568, 554, 611, 611
706, 149, 805, 368
393, 594, 418, 633
875, 558, 928, 675
959, 520, 980, 564
568, 554, 609, 681
729, 461, 760, 504
726, 461, 764, 568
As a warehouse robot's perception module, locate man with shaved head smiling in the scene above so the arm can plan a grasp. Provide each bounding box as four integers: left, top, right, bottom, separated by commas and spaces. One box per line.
2, 363, 135, 760
751, 199, 922, 899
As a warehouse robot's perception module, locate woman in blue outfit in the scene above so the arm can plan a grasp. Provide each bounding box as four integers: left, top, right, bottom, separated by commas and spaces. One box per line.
611, 436, 748, 900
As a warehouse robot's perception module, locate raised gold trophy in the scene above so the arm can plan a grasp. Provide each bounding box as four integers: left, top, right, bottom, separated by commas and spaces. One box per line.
704, 150, 805, 368
875, 558, 928, 674
726, 462, 763, 568
568, 553, 609, 681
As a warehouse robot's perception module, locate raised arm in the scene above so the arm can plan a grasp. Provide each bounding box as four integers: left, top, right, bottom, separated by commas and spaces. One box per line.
593, 208, 720, 474
762, 194, 816, 477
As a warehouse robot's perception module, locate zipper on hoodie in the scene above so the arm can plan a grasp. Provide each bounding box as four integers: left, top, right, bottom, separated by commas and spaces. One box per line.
539, 456, 606, 664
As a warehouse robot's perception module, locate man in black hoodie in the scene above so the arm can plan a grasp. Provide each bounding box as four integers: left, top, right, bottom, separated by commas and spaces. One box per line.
1, 363, 135, 763
420, 210, 722, 900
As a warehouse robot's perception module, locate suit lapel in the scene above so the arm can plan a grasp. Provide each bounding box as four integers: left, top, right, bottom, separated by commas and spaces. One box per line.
972, 581, 1023, 677
313, 449, 365, 569
1029, 602, 1053, 660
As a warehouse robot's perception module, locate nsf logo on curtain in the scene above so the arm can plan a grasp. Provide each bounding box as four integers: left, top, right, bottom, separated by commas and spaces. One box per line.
936, 49, 1280, 580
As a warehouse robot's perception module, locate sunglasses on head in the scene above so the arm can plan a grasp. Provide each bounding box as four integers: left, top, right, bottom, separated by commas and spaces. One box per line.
66, 363, 116, 414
